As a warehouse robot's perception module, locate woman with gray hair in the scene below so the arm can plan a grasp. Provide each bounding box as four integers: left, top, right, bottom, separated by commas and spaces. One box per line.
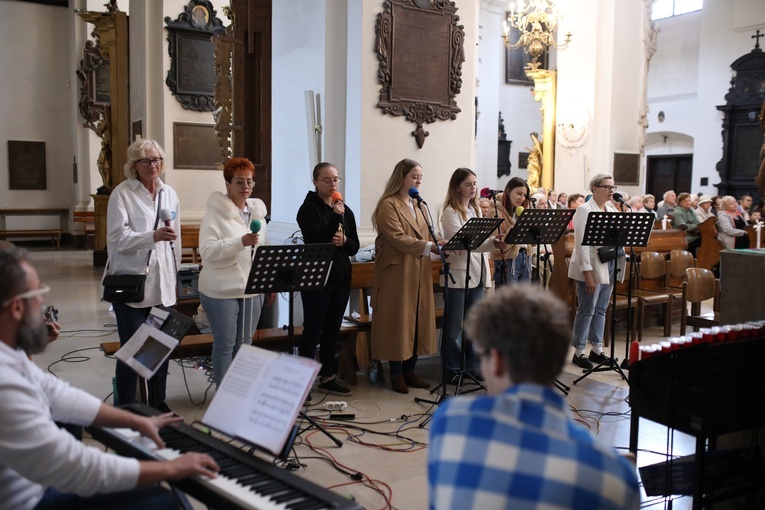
568, 173, 625, 370
106, 138, 181, 411
716, 195, 748, 249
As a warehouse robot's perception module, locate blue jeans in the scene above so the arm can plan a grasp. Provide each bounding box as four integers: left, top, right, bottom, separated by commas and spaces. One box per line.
113, 303, 169, 408
200, 293, 263, 387
572, 266, 614, 351
441, 285, 483, 374
35, 486, 178, 510
494, 251, 530, 286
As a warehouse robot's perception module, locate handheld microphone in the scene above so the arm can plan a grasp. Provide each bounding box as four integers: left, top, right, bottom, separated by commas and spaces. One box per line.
516, 206, 524, 217
481, 188, 503, 198
331, 191, 344, 210
159, 208, 175, 247
249, 219, 261, 257
408, 187, 426, 205
613, 192, 631, 209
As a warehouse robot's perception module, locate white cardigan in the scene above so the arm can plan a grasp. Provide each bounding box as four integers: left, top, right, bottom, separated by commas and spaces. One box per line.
198, 191, 268, 299
568, 199, 626, 284
440, 205, 494, 289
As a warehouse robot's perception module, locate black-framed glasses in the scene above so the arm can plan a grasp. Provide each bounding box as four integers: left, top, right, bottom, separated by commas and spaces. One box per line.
596, 185, 618, 191
137, 158, 163, 168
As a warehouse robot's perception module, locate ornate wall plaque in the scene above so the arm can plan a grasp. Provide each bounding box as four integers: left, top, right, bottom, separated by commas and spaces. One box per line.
375, 0, 465, 148
173, 123, 219, 169
165, 0, 225, 112
8, 141, 46, 190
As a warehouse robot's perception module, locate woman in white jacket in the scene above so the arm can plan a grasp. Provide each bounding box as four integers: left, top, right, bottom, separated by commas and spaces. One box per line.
568, 174, 626, 370
440, 168, 505, 380
198, 158, 274, 387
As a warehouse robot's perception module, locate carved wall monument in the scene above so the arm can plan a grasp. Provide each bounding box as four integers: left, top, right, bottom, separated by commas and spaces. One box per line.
716, 36, 765, 202
375, 0, 465, 148
165, 0, 225, 112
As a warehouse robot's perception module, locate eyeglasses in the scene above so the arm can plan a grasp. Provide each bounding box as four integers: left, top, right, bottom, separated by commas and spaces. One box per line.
231, 179, 255, 187
318, 177, 342, 185
596, 185, 618, 191
137, 158, 163, 168
2, 285, 50, 307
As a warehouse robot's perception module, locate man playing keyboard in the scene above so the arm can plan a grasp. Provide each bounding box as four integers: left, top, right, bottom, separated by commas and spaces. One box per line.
0, 247, 219, 510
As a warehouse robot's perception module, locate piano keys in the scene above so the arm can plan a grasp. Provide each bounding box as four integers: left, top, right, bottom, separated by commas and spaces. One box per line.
88, 403, 360, 510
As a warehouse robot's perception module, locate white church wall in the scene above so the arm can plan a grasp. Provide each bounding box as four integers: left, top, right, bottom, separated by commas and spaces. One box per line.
0, 1, 78, 231
353, 0, 479, 246
269, 0, 327, 242
646, 0, 765, 198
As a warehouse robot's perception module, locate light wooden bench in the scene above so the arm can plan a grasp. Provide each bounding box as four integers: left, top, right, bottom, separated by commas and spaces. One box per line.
0, 208, 69, 249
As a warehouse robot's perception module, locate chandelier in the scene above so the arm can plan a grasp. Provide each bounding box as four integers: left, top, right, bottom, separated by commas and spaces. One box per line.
502, 0, 572, 68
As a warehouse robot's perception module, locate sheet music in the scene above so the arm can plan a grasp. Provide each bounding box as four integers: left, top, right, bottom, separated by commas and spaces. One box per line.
114, 322, 179, 380
202, 344, 320, 455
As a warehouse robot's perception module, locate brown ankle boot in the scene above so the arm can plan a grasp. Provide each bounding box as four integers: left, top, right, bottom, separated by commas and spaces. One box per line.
390, 374, 409, 394
403, 371, 430, 389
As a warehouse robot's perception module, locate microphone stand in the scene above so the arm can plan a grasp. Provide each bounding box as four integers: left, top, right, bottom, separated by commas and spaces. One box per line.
490, 192, 508, 285
412, 198, 454, 428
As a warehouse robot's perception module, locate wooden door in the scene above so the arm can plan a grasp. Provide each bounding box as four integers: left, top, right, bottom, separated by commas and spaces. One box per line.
646, 155, 693, 197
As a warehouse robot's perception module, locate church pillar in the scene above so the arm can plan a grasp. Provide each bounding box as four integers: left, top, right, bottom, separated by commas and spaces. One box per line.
555, 0, 646, 196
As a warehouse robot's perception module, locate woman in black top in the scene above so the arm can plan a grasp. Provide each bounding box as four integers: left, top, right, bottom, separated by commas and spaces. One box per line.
296, 162, 360, 396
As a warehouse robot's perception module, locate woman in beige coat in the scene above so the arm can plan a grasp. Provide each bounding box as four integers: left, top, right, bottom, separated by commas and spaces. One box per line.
371, 159, 442, 394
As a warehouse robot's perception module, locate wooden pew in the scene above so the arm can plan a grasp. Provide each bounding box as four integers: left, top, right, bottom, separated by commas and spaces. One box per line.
0, 208, 69, 249
101, 259, 445, 388
180, 224, 201, 264
550, 227, 688, 310
696, 216, 724, 271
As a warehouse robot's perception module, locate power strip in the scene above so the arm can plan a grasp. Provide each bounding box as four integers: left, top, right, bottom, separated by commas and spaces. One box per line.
325, 401, 348, 411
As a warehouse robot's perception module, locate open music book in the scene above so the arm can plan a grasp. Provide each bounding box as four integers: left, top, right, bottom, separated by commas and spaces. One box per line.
202, 344, 320, 456
114, 307, 193, 380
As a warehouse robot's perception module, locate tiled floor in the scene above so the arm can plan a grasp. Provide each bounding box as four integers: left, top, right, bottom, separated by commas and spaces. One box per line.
28, 248, 704, 509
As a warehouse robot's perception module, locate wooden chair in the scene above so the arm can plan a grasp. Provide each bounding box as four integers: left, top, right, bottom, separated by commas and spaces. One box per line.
680, 267, 720, 335
668, 249, 695, 289
632, 251, 674, 341
606, 261, 639, 347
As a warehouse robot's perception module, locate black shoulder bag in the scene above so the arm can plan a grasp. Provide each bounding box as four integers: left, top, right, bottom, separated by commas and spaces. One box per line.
102, 190, 163, 303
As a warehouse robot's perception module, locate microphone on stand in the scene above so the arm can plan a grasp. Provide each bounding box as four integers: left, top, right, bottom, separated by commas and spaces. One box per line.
408, 187, 426, 205
515, 206, 524, 217
613, 192, 632, 210
529, 197, 537, 208
249, 219, 261, 258
159, 208, 175, 248
481, 188, 503, 198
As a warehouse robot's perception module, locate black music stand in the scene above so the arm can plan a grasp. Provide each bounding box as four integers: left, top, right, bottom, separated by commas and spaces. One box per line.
245, 243, 343, 447
504, 208, 574, 394
572, 212, 653, 385
504, 209, 575, 288
431, 217, 502, 399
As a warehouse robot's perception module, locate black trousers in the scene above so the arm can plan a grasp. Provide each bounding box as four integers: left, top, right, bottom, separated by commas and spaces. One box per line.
299, 286, 351, 378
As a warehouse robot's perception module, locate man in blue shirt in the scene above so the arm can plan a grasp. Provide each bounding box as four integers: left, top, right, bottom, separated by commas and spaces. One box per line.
428, 286, 640, 509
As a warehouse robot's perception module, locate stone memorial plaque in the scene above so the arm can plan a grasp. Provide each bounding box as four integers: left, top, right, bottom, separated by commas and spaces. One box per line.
173, 123, 219, 170
177, 32, 217, 95
165, 0, 225, 112
8, 141, 46, 190
613, 152, 641, 186
375, 0, 464, 148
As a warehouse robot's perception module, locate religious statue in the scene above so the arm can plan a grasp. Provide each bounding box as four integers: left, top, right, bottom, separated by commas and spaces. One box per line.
526, 132, 542, 193
95, 105, 113, 194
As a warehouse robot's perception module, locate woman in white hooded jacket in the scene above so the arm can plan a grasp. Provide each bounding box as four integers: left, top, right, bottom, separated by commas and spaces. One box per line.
198, 157, 273, 387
